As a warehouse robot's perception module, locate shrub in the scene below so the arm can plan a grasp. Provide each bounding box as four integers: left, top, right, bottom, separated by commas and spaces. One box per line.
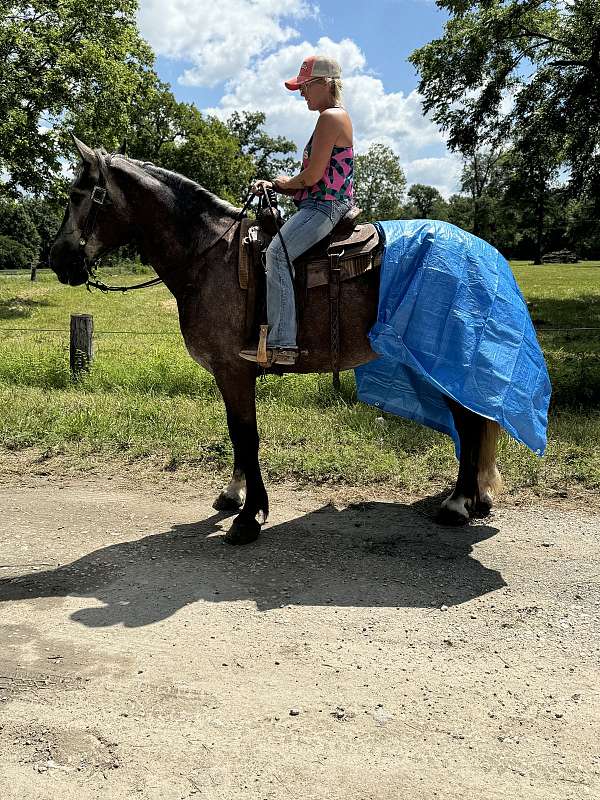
0, 235, 34, 270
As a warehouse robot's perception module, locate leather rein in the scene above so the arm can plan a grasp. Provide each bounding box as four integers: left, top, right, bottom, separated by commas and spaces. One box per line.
80, 155, 256, 293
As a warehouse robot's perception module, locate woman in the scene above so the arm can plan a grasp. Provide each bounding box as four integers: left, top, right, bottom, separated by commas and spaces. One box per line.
239, 55, 354, 366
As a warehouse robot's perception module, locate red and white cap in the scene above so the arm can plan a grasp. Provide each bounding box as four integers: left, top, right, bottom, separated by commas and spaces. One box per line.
284, 55, 342, 90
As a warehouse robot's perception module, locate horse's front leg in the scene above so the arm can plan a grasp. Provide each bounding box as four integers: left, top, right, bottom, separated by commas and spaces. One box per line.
214, 366, 268, 545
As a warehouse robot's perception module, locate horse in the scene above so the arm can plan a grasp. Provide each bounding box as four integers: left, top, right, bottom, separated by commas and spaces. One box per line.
49, 139, 502, 545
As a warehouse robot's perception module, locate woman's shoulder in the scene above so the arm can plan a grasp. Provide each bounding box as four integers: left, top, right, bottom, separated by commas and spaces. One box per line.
319, 106, 350, 122
317, 107, 353, 147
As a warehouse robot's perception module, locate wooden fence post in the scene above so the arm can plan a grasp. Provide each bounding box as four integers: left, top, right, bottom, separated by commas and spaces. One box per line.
30, 263, 37, 281
70, 314, 93, 378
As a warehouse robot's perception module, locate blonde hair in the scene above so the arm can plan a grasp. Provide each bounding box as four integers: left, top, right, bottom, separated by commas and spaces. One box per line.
328, 77, 344, 106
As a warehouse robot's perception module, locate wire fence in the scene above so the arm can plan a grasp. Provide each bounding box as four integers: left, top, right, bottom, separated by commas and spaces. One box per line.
0, 325, 598, 337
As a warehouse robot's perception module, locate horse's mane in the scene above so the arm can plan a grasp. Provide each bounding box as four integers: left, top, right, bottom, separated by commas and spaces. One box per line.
106, 152, 241, 220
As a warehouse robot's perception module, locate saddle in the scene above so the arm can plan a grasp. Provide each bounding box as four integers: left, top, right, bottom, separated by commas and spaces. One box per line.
238, 206, 382, 385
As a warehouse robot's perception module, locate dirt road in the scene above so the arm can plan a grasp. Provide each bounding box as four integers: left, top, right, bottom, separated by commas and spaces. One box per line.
0, 473, 598, 799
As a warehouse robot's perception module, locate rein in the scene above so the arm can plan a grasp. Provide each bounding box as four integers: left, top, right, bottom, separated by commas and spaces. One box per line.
81, 160, 256, 293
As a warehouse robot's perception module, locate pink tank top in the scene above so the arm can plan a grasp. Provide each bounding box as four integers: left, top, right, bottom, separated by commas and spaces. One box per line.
294, 133, 354, 205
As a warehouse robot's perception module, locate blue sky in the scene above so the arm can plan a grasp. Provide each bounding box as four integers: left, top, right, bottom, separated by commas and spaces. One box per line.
138, 1, 460, 195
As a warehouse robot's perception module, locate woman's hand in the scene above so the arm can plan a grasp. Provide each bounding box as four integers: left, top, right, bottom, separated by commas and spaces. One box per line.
251, 179, 274, 195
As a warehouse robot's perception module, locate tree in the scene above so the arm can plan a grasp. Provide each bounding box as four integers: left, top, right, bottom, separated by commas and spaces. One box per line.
0, 0, 154, 194
0, 236, 33, 270
405, 184, 448, 219
0, 199, 40, 263
227, 111, 299, 181
410, 1, 600, 200
157, 108, 255, 204
353, 144, 406, 221
446, 194, 474, 232
20, 197, 63, 266
460, 150, 502, 238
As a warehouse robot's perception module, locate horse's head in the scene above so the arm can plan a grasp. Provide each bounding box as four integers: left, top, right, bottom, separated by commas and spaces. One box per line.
50, 138, 133, 286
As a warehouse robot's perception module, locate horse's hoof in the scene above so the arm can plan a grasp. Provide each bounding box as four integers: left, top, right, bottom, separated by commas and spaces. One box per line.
225, 514, 261, 545
213, 492, 244, 512
471, 499, 493, 518
436, 506, 470, 526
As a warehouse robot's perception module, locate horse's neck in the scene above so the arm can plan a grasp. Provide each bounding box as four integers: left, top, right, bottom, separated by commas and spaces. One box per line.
121, 168, 234, 292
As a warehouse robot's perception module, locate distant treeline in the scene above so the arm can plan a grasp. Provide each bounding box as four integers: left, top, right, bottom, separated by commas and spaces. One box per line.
2, 137, 599, 270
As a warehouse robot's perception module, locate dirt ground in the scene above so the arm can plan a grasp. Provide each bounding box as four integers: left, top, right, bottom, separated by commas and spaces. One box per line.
0, 466, 598, 800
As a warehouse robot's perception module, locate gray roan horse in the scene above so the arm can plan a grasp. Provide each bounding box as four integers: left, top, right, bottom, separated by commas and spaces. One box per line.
50, 139, 503, 545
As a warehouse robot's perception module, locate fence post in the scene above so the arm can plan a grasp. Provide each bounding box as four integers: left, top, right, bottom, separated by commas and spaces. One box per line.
30, 263, 37, 281
70, 314, 93, 378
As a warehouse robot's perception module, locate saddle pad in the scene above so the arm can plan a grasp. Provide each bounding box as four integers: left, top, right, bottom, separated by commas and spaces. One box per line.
355, 219, 551, 455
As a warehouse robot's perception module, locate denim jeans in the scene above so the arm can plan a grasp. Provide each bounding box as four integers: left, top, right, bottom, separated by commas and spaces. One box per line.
265, 197, 352, 348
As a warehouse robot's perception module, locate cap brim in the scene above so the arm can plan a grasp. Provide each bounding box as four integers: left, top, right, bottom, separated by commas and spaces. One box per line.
284, 76, 309, 90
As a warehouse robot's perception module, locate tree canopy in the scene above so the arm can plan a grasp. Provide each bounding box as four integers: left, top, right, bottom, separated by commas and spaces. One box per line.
353, 144, 407, 221
0, 0, 154, 194
410, 1, 600, 201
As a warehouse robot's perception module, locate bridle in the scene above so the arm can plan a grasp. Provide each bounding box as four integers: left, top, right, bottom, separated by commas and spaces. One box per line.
78, 152, 256, 293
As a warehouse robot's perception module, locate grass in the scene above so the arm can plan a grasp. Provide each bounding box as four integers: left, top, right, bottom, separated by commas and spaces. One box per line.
0, 263, 598, 494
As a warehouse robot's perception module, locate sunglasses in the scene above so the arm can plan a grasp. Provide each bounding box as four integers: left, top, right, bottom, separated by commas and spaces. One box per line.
299, 78, 324, 94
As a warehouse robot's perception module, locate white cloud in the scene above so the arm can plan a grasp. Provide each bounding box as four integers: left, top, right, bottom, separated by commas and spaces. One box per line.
204, 36, 456, 192
404, 156, 463, 198
138, 0, 315, 87
137, 3, 461, 194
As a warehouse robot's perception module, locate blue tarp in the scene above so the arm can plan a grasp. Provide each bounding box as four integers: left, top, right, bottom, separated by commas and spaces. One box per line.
355, 219, 551, 455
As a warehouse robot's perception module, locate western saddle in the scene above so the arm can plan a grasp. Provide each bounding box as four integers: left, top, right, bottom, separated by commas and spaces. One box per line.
238, 205, 382, 385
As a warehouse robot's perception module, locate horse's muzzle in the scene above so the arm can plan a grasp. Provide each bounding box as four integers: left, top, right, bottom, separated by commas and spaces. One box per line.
49, 243, 88, 286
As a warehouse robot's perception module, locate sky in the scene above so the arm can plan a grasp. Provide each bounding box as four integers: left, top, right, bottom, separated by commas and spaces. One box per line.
136, 0, 462, 197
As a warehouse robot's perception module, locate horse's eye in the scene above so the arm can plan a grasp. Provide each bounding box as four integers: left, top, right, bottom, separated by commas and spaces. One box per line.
70, 193, 83, 206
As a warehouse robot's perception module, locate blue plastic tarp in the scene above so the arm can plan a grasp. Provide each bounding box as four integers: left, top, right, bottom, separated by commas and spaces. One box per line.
355, 219, 551, 455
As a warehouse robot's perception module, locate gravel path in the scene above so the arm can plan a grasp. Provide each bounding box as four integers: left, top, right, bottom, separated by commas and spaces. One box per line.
0, 475, 598, 799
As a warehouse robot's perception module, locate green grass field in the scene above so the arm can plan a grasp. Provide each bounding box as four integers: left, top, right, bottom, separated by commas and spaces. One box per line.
0, 262, 598, 494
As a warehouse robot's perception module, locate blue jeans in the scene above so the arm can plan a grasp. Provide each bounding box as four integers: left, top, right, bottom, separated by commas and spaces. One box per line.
265, 198, 351, 348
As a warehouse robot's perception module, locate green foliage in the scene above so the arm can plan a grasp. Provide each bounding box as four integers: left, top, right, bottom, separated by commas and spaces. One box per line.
354, 144, 407, 221
122, 73, 185, 163
159, 110, 254, 204
405, 184, 448, 220
227, 111, 299, 181
19, 197, 63, 266
445, 194, 474, 231
565, 197, 600, 259
0, 198, 40, 261
0, 0, 154, 194
0, 235, 33, 270
411, 1, 600, 202
116, 82, 294, 202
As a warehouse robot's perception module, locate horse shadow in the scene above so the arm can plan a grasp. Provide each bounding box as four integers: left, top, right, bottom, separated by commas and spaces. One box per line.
0, 497, 505, 628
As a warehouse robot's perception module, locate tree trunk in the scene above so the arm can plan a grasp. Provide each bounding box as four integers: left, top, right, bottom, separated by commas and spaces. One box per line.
534, 187, 545, 265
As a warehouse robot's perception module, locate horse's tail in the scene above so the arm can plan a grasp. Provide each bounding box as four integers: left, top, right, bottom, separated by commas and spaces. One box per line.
478, 420, 503, 502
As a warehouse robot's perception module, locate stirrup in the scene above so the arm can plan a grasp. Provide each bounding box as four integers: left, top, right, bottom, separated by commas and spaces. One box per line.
239, 347, 299, 366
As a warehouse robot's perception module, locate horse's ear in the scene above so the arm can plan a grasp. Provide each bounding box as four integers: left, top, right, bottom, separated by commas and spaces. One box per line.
118, 139, 127, 155
71, 135, 97, 165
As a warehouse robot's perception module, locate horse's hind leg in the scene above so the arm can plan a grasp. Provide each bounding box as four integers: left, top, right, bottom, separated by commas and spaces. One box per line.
476, 418, 503, 515
438, 399, 502, 525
